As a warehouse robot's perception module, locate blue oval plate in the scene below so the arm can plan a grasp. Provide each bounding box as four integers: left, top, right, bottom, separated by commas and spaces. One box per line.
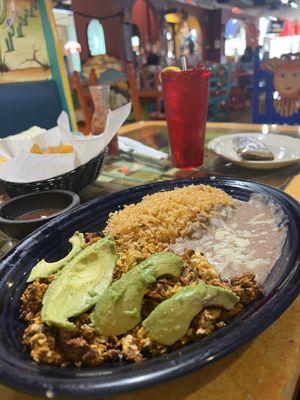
0, 177, 299, 398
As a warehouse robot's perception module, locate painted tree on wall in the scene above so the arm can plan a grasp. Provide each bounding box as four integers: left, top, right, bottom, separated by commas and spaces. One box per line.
21, 46, 50, 70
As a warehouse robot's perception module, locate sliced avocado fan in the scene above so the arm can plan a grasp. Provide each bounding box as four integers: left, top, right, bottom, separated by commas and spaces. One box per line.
142, 281, 239, 345
91, 252, 183, 336
41, 236, 117, 331
27, 231, 85, 282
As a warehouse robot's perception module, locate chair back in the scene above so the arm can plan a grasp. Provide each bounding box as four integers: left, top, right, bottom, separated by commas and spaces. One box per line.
71, 71, 91, 133
126, 63, 142, 121
89, 68, 97, 86
84, 60, 142, 122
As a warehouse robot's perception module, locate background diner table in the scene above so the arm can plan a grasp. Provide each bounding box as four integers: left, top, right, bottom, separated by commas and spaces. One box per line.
1, 121, 299, 400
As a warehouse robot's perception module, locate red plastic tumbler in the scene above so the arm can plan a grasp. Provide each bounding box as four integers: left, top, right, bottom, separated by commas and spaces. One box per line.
162, 68, 210, 168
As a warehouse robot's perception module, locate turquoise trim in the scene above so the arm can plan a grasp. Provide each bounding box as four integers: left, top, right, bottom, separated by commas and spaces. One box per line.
39, 1, 73, 128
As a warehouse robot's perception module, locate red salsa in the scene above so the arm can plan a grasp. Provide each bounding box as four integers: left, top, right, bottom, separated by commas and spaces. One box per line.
15, 208, 61, 221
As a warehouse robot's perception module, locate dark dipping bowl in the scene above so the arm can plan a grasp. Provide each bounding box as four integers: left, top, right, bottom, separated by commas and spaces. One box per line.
0, 190, 80, 239
0, 178, 299, 398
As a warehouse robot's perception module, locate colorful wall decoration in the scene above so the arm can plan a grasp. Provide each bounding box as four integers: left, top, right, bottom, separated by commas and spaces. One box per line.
0, 0, 51, 84
253, 49, 300, 124
261, 55, 300, 117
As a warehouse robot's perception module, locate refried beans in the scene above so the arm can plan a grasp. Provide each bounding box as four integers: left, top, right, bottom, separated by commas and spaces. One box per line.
170, 194, 287, 285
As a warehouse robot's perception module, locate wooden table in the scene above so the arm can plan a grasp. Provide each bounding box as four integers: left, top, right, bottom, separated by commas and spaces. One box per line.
1, 121, 299, 400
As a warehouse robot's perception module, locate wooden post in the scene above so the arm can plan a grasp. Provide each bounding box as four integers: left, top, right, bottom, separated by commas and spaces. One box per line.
126, 62, 142, 121
89, 68, 97, 86
72, 71, 91, 134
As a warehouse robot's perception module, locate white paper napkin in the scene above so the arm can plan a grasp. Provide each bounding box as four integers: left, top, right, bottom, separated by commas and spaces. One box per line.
0, 151, 75, 183
0, 103, 131, 183
118, 136, 168, 160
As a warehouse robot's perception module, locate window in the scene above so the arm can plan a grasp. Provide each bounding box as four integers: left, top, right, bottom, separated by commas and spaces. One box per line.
269, 35, 300, 58
87, 19, 106, 56
131, 24, 141, 55
225, 19, 246, 60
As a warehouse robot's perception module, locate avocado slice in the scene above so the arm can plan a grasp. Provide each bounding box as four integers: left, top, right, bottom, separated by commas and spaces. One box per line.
41, 236, 117, 330
142, 281, 239, 345
27, 231, 85, 282
91, 252, 183, 336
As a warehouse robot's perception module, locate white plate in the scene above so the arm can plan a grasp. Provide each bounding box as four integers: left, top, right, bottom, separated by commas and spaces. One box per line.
208, 133, 300, 170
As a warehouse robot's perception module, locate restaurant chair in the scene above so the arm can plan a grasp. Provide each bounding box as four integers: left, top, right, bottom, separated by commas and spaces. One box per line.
87, 65, 143, 123
75, 58, 153, 124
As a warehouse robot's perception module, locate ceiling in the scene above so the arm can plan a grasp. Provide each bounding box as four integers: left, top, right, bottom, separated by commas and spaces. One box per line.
175, 0, 300, 17
54, 0, 300, 18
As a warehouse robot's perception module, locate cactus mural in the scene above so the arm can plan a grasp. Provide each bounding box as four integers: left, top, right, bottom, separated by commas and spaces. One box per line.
16, 12, 25, 37
16, 21, 24, 38
0, 0, 51, 83
5, 25, 15, 52
23, 8, 29, 25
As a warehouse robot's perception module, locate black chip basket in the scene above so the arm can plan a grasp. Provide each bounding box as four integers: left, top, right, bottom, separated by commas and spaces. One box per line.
0, 148, 108, 198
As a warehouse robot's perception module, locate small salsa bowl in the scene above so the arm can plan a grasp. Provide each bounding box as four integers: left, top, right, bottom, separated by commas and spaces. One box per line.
0, 190, 80, 240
